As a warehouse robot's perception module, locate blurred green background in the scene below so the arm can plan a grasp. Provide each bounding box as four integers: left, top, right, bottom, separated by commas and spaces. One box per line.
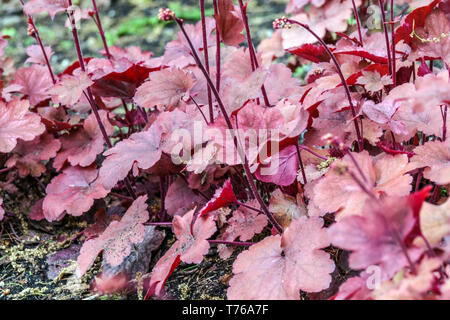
0, 0, 287, 72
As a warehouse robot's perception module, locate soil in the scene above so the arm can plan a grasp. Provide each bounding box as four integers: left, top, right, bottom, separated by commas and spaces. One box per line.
0, 172, 241, 300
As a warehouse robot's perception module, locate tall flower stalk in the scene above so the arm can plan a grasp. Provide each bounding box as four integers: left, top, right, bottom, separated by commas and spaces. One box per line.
274, 18, 364, 151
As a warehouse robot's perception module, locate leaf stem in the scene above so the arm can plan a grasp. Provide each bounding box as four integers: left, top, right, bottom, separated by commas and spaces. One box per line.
91, 0, 111, 59
200, 0, 214, 123
285, 19, 364, 151
19, 0, 56, 84
212, 0, 221, 92
208, 239, 254, 246
237, 0, 271, 107
295, 144, 307, 184
378, 0, 393, 76
237, 201, 265, 214
351, 0, 363, 46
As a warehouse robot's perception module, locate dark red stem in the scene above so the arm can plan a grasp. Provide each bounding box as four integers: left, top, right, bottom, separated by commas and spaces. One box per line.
208, 239, 254, 246
298, 145, 328, 160
237, 201, 265, 214
390, 0, 396, 86
378, 0, 393, 76
200, 0, 214, 123
91, 0, 111, 59
237, 0, 271, 107
295, 144, 307, 184
286, 19, 364, 151
212, 0, 221, 92
351, 0, 363, 46
19, 0, 56, 84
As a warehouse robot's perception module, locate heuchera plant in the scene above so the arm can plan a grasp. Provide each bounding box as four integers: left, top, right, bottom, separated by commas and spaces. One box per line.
1, 0, 450, 300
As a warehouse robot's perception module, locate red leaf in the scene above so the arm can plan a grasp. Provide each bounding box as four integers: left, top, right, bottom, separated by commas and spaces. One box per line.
395, 0, 441, 46
213, 0, 245, 46
165, 178, 206, 217
91, 63, 157, 100
287, 44, 331, 63
199, 178, 238, 216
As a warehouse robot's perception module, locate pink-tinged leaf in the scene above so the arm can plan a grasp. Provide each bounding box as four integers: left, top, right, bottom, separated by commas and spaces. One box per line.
162, 18, 215, 68
286, 0, 325, 13
0, 197, 4, 221
255, 145, 299, 186
6, 132, 61, 177
411, 140, 450, 185
269, 189, 306, 228
11, 65, 53, 105
227, 216, 334, 299
29, 199, 45, 221
311, 151, 414, 219
330, 276, 372, 300
374, 257, 442, 300
416, 196, 450, 247
48, 72, 93, 106
148, 209, 216, 296
213, 0, 245, 46
105, 46, 153, 65
165, 178, 206, 216
281, 0, 356, 48
0, 99, 45, 153
328, 196, 425, 280
53, 110, 113, 170
362, 99, 408, 136
24, 0, 70, 19
287, 44, 331, 63
43, 166, 109, 222
25, 45, 54, 65
92, 273, 128, 295
223, 200, 268, 241
134, 68, 196, 110
97, 125, 163, 190
199, 179, 237, 216
257, 30, 285, 66
76, 196, 149, 277
356, 70, 393, 93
